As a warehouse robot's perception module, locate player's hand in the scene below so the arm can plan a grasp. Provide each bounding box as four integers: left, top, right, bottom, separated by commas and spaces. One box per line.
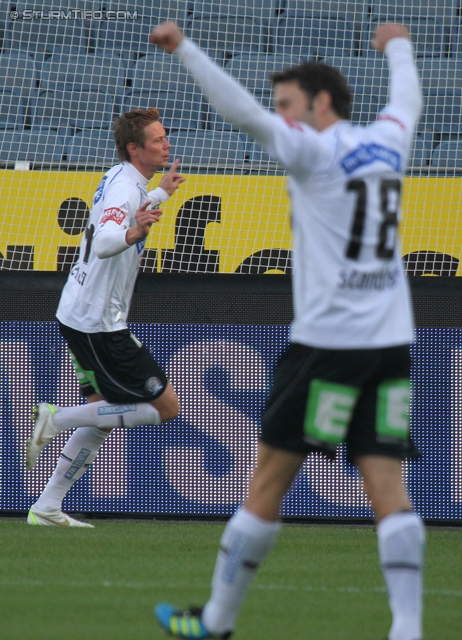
158, 158, 185, 195
371, 23, 410, 52
126, 201, 163, 245
149, 21, 184, 53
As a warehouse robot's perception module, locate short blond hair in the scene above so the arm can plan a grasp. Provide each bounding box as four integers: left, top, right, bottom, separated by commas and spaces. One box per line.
113, 108, 160, 162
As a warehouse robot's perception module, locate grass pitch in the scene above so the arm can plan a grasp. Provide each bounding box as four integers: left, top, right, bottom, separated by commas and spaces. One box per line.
0, 518, 460, 640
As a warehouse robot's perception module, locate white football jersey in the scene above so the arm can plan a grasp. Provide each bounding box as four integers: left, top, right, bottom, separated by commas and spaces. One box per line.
176, 37, 421, 348
57, 162, 151, 332
270, 114, 416, 348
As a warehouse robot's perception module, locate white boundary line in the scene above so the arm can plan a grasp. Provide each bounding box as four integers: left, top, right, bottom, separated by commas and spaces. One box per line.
0, 579, 460, 597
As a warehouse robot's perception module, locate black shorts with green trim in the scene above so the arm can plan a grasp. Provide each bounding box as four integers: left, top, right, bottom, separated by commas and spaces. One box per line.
260, 342, 420, 464
59, 323, 168, 404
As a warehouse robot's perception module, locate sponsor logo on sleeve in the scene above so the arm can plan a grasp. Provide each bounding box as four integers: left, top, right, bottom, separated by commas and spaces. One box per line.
93, 175, 107, 204
341, 143, 401, 175
101, 207, 127, 225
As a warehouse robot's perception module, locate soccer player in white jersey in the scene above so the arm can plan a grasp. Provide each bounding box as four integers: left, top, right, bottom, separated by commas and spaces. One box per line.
150, 22, 424, 640
26, 108, 185, 527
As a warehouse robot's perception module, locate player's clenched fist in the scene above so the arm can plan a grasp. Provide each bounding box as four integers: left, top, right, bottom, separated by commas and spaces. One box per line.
149, 21, 184, 54
371, 23, 410, 52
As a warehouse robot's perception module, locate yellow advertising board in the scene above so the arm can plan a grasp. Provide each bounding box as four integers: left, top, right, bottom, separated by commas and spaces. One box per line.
0, 170, 461, 274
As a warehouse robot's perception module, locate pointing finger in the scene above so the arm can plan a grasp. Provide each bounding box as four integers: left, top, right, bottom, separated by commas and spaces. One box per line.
168, 158, 180, 174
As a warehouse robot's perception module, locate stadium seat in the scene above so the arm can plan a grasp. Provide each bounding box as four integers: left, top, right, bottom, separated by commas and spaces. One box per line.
194, 0, 280, 15
0, 88, 25, 129
273, 11, 360, 58
224, 53, 302, 93
6, 15, 91, 62
350, 91, 383, 125
417, 58, 462, 93
431, 141, 462, 167
206, 93, 273, 131
185, 13, 268, 57
409, 134, 432, 167
323, 54, 390, 98
246, 140, 285, 174
0, 50, 37, 101
0, 0, 13, 52
369, 0, 459, 25
94, 14, 164, 60
282, 0, 370, 25
121, 90, 204, 131
99, 0, 190, 27
39, 53, 127, 96
360, 16, 450, 58
0, 129, 65, 166
206, 53, 301, 130
448, 20, 462, 57
128, 53, 196, 93
64, 129, 119, 166
167, 131, 246, 171
30, 89, 115, 133
418, 90, 462, 136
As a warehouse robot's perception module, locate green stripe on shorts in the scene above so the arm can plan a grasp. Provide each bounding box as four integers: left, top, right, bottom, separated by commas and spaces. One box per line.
68, 348, 101, 395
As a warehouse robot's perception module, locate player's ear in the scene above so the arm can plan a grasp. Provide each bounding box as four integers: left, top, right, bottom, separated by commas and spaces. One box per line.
315, 90, 333, 114
126, 142, 138, 159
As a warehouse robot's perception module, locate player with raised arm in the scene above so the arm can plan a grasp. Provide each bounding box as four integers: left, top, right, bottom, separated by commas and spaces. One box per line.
26, 108, 185, 528
150, 22, 424, 640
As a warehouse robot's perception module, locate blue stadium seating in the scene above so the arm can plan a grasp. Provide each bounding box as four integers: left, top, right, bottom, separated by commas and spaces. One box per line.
121, 90, 204, 131
0, 89, 25, 129
283, 0, 369, 18
418, 89, 462, 135
0, 129, 65, 166
194, 0, 281, 15
431, 141, 462, 167
350, 91, 384, 125
410, 134, 432, 167
94, 14, 163, 60
360, 16, 450, 57
185, 13, 268, 56
167, 131, 246, 171
323, 54, 389, 97
6, 15, 91, 62
369, 0, 459, 24
0, 50, 37, 101
30, 89, 115, 133
128, 53, 196, 93
417, 58, 462, 92
99, 0, 190, 26
206, 53, 301, 131
224, 53, 302, 92
64, 129, 119, 166
273, 11, 360, 58
39, 53, 127, 96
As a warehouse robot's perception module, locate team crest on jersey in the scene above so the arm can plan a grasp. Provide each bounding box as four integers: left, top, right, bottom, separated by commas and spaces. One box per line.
94, 175, 107, 204
101, 207, 126, 225
341, 143, 401, 174
145, 377, 163, 396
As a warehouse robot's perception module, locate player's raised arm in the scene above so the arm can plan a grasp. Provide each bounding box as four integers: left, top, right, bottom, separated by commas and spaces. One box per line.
372, 23, 422, 127
149, 21, 275, 148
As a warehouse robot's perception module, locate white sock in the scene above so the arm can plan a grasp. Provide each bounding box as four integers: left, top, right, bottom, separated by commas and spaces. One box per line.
378, 511, 425, 640
52, 400, 161, 431
202, 508, 281, 635
33, 426, 111, 514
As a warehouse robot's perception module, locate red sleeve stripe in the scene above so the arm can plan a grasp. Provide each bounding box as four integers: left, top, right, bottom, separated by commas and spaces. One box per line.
377, 114, 406, 130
